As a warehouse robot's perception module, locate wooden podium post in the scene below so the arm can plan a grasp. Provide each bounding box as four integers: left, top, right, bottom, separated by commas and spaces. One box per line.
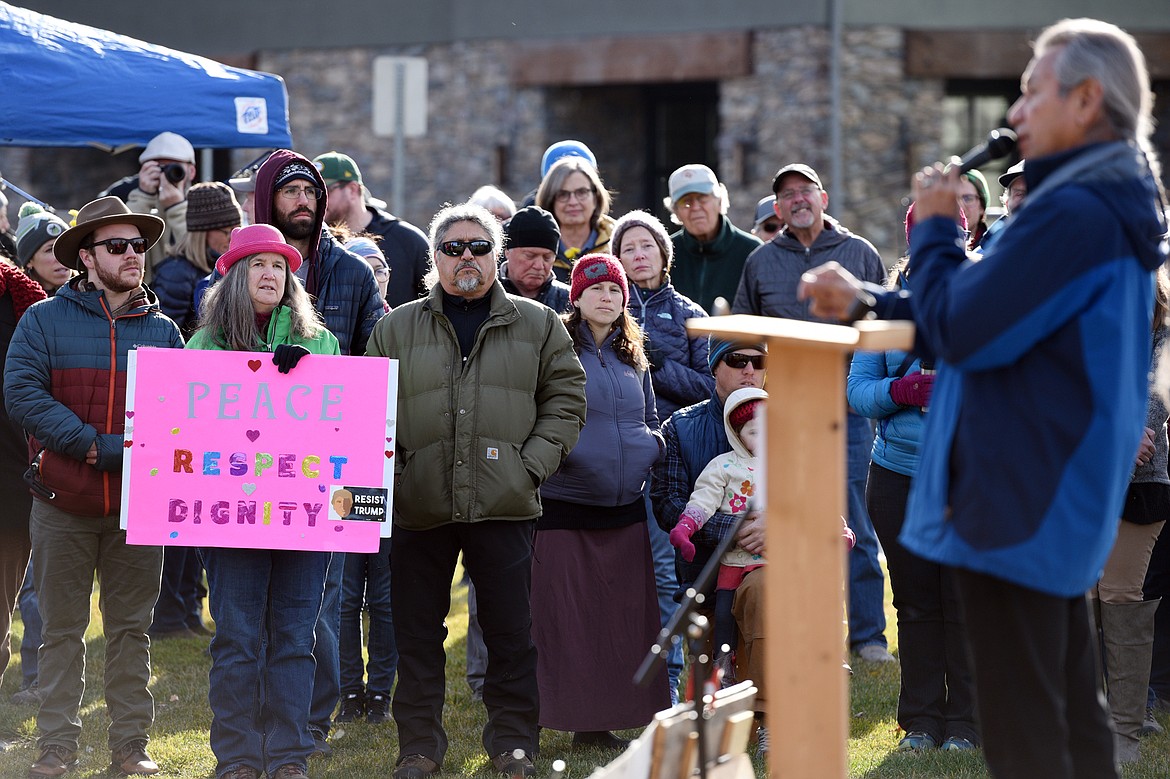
688, 315, 914, 779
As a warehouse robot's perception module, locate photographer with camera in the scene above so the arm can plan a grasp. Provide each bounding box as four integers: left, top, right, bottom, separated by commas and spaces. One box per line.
127, 132, 197, 281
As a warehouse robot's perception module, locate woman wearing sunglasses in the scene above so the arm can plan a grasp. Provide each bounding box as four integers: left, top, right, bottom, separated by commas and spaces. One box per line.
188, 224, 339, 779
531, 254, 669, 751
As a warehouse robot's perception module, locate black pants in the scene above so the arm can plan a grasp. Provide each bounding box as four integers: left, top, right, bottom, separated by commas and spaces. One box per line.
866, 463, 977, 744
390, 519, 538, 765
955, 568, 1117, 779
1143, 522, 1170, 699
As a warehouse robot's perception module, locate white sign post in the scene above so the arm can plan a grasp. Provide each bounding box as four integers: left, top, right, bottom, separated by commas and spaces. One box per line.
373, 56, 427, 215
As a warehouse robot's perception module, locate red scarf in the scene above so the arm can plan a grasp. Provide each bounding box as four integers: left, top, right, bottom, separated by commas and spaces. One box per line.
0, 261, 47, 319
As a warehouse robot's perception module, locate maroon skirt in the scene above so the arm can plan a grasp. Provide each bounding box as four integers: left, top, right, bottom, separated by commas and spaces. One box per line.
531, 518, 670, 732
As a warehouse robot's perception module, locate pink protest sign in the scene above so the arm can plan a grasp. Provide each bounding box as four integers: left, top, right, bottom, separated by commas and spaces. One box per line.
120, 347, 397, 552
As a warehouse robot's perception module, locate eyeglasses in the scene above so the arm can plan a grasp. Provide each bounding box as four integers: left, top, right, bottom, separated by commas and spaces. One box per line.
87, 237, 148, 255
759, 221, 781, 233
438, 240, 494, 257
554, 187, 594, 203
373, 267, 390, 279
277, 185, 325, 200
958, 194, 982, 205
777, 186, 820, 201
678, 193, 712, 210
722, 352, 765, 370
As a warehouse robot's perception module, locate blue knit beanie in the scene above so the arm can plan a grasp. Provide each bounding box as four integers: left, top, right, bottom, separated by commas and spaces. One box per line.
708, 337, 768, 374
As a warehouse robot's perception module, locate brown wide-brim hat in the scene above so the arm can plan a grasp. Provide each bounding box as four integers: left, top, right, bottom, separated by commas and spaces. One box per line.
53, 196, 165, 270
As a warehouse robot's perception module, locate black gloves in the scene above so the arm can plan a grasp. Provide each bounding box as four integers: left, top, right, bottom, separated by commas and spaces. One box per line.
272, 344, 311, 374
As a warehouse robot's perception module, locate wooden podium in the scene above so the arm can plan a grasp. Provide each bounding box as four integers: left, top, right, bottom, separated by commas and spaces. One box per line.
687, 315, 915, 778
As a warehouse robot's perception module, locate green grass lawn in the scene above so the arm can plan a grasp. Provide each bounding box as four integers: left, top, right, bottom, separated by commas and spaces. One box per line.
2, 566, 1169, 778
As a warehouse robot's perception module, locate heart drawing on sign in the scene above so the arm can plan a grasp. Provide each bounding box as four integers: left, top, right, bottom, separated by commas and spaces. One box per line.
242, 483, 258, 495
247, 359, 262, 372
246, 430, 260, 442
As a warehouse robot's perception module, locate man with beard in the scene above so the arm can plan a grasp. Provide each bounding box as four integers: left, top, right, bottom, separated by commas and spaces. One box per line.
367, 203, 586, 779
249, 150, 386, 759
5, 196, 184, 778
731, 163, 893, 667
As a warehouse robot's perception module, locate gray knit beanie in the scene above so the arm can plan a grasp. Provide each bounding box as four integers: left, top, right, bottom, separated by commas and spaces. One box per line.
15, 202, 69, 268
610, 210, 674, 273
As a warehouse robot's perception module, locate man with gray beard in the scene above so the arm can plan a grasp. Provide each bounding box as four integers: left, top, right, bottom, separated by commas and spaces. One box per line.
368, 203, 586, 779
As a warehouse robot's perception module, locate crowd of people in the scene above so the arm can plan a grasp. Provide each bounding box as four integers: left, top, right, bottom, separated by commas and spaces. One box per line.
0, 15, 1166, 779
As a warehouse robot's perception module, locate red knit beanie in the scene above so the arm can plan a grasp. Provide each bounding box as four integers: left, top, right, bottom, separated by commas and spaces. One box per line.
729, 399, 763, 432
570, 253, 628, 306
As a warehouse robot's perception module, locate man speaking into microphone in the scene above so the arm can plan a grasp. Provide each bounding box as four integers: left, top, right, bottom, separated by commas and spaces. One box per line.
799, 18, 1167, 778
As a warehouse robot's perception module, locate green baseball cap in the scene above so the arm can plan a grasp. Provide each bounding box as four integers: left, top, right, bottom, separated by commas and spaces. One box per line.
313, 151, 362, 184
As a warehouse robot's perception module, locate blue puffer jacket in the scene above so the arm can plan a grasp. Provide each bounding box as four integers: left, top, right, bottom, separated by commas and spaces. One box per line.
541, 323, 664, 507
899, 141, 1167, 597
311, 229, 385, 356
628, 281, 714, 419
847, 349, 924, 477
4, 279, 184, 516
152, 254, 205, 334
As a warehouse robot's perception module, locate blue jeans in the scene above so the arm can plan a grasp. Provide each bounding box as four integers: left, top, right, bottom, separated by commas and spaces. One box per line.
203, 547, 328, 778
645, 504, 684, 705
151, 546, 204, 634
339, 539, 397, 696
310, 552, 343, 735
846, 413, 887, 651
19, 558, 42, 688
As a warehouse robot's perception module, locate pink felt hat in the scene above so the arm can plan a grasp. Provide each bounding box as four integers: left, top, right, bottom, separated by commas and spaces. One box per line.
215, 224, 303, 276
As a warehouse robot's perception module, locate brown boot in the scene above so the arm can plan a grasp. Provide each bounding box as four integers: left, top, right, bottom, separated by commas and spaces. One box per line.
28, 744, 78, 778
109, 740, 159, 776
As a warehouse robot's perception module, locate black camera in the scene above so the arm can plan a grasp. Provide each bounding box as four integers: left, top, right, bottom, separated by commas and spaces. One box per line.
163, 163, 186, 185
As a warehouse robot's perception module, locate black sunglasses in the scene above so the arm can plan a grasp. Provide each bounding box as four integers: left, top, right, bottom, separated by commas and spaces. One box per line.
438, 240, 494, 257
722, 352, 765, 370
88, 237, 148, 255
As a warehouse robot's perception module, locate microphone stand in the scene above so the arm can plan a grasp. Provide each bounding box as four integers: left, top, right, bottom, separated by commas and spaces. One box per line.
635, 511, 746, 779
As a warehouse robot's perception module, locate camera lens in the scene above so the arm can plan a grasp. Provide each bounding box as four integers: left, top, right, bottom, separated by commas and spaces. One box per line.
163, 163, 186, 185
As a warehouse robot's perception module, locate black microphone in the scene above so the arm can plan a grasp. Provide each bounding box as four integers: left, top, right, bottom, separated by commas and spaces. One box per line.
958, 128, 1018, 173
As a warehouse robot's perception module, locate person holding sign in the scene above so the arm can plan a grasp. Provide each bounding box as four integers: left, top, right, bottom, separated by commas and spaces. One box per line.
188, 223, 339, 779
5, 196, 183, 778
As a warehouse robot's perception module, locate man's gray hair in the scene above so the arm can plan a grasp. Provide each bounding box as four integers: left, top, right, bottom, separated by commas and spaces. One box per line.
1036, 19, 1153, 151
424, 203, 505, 287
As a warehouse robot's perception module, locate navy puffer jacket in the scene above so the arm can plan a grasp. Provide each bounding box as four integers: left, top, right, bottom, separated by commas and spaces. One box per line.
628, 281, 713, 419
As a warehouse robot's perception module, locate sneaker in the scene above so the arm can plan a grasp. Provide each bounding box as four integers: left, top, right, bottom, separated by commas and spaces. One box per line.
270, 765, 309, 779
309, 728, 332, 759
756, 725, 769, 757
940, 736, 976, 751
571, 731, 629, 751
110, 740, 159, 775
219, 768, 260, 779
366, 693, 390, 724
336, 692, 364, 723
392, 754, 440, 779
1141, 706, 1164, 737
12, 683, 42, 706
28, 744, 78, 778
491, 749, 536, 777
856, 645, 896, 663
897, 731, 937, 751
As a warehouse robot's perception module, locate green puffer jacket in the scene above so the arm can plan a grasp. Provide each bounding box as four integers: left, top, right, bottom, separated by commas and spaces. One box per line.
186, 304, 341, 356
367, 281, 587, 530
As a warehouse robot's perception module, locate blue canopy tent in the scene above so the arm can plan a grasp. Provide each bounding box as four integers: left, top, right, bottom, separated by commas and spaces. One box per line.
0, 2, 292, 150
